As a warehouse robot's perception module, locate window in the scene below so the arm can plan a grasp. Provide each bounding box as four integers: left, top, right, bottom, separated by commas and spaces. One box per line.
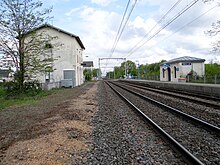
64, 70, 74, 79
182, 62, 191, 66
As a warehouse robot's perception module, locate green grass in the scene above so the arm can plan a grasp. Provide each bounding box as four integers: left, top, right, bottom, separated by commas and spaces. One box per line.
0, 85, 63, 110
0, 97, 37, 110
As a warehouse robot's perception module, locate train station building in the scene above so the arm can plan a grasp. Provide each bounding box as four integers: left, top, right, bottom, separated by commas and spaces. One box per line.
159, 56, 205, 82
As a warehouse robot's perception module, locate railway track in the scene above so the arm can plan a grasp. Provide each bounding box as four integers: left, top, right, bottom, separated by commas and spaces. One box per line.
106, 80, 220, 164
120, 81, 220, 109
116, 81, 220, 127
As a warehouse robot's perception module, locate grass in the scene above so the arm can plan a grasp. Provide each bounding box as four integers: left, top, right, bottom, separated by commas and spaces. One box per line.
0, 85, 63, 110
0, 97, 37, 110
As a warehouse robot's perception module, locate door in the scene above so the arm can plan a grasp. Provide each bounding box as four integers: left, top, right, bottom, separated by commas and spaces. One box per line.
63, 70, 76, 87
167, 67, 171, 81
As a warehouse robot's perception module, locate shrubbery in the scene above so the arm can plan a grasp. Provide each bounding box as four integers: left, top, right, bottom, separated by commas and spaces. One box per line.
2, 80, 42, 98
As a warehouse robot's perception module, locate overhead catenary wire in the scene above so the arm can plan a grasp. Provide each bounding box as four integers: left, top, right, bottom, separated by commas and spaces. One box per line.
103, 0, 131, 75
110, 0, 131, 55
103, 0, 138, 75
128, 0, 183, 54
143, 5, 217, 53
107, 0, 204, 76
125, 0, 200, 58
110, 0, 138, 57
114, 0, 185, 67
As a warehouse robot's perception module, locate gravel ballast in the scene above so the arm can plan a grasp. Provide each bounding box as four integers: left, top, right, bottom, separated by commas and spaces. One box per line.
119, 81, 220, 127
86, 81, 186, 164
111, 81, 220, 164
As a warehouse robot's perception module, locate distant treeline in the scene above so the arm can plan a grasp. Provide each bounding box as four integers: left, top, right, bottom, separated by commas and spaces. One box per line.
106, 60, 220, 79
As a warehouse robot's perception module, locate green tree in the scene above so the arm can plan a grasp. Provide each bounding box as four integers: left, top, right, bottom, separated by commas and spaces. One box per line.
139, 64, 148, 79
0, 0, 53, 91
108, 59, 166, 79
83, 69, 92, 81
205, 63, 220, 76
92, 68, 101, 78
122, 60, 137, 78
145, 60, 166, 77
109, 60, 137, 79
106, 71, 114, 79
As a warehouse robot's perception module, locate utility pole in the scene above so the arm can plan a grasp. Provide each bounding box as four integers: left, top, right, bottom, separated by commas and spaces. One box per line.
136, 60, 140, 80
138, 63, 140, 80
125, 60, 127, 78
99, 57, 126, 79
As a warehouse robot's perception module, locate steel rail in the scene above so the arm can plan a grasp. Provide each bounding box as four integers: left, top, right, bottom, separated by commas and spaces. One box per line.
105, 81, 204, 165
111, 81, 220, 135
120, 81, 220, 109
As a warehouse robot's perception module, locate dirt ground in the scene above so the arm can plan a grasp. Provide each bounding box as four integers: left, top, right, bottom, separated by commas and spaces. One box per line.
0, 82, 98, 165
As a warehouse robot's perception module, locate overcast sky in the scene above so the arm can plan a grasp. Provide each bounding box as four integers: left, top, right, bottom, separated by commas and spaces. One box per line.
43, 0, 220, 74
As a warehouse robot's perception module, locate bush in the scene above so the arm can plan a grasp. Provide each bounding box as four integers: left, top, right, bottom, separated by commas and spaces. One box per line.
0, 83, 6, 97
24, 80, 42, 96
2, 80, 42, 98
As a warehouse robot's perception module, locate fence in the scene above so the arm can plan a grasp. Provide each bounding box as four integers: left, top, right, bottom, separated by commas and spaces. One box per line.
187, 75, 220, 84
132, 75, 160, 80
139, 75, 220, 84
141, 75, 160, 81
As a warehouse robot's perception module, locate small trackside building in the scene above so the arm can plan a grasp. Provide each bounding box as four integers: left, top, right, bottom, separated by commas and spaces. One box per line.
160, 56, 205, 82
26, 24, 85, 89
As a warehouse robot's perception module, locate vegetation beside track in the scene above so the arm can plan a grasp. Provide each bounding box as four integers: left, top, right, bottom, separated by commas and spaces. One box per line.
0, 83, 61, 110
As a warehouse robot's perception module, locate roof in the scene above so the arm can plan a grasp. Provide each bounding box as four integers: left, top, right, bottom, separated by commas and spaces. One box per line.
29, 24, 85, 50
160, 56, 205, 66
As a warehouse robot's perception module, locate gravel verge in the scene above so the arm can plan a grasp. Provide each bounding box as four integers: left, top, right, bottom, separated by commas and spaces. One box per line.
85, 81, 186, 164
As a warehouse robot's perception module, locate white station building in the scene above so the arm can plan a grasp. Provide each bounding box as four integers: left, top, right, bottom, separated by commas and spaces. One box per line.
160, 56, 205, 82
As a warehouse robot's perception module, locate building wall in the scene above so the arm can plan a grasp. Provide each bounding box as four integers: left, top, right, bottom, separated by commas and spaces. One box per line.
160, 62, 205, 82
32, 27, 84, 87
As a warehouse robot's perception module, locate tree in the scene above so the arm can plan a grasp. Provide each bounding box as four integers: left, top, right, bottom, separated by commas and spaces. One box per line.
121, 60, 137, 78
92, 68, 101, 78
83, 69, 92, 81
203, 0, 220, 52
0, 0, 54, 91
206, 20, 220, 52
205, 63, 220, 76
144, 60, 165, 77
109, 60, 137, 79
114, 66, 123, 79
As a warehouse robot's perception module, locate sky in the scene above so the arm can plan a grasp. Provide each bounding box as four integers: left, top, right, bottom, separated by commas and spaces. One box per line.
42, 0, 220, 75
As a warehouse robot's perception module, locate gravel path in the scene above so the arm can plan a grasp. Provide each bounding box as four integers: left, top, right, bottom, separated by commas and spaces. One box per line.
111, 82, 220, 164
86, 81, 186, 164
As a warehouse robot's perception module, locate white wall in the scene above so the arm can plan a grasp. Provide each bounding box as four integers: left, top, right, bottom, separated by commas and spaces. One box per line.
160, 62, 205, 82
34, 27, 84, 86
